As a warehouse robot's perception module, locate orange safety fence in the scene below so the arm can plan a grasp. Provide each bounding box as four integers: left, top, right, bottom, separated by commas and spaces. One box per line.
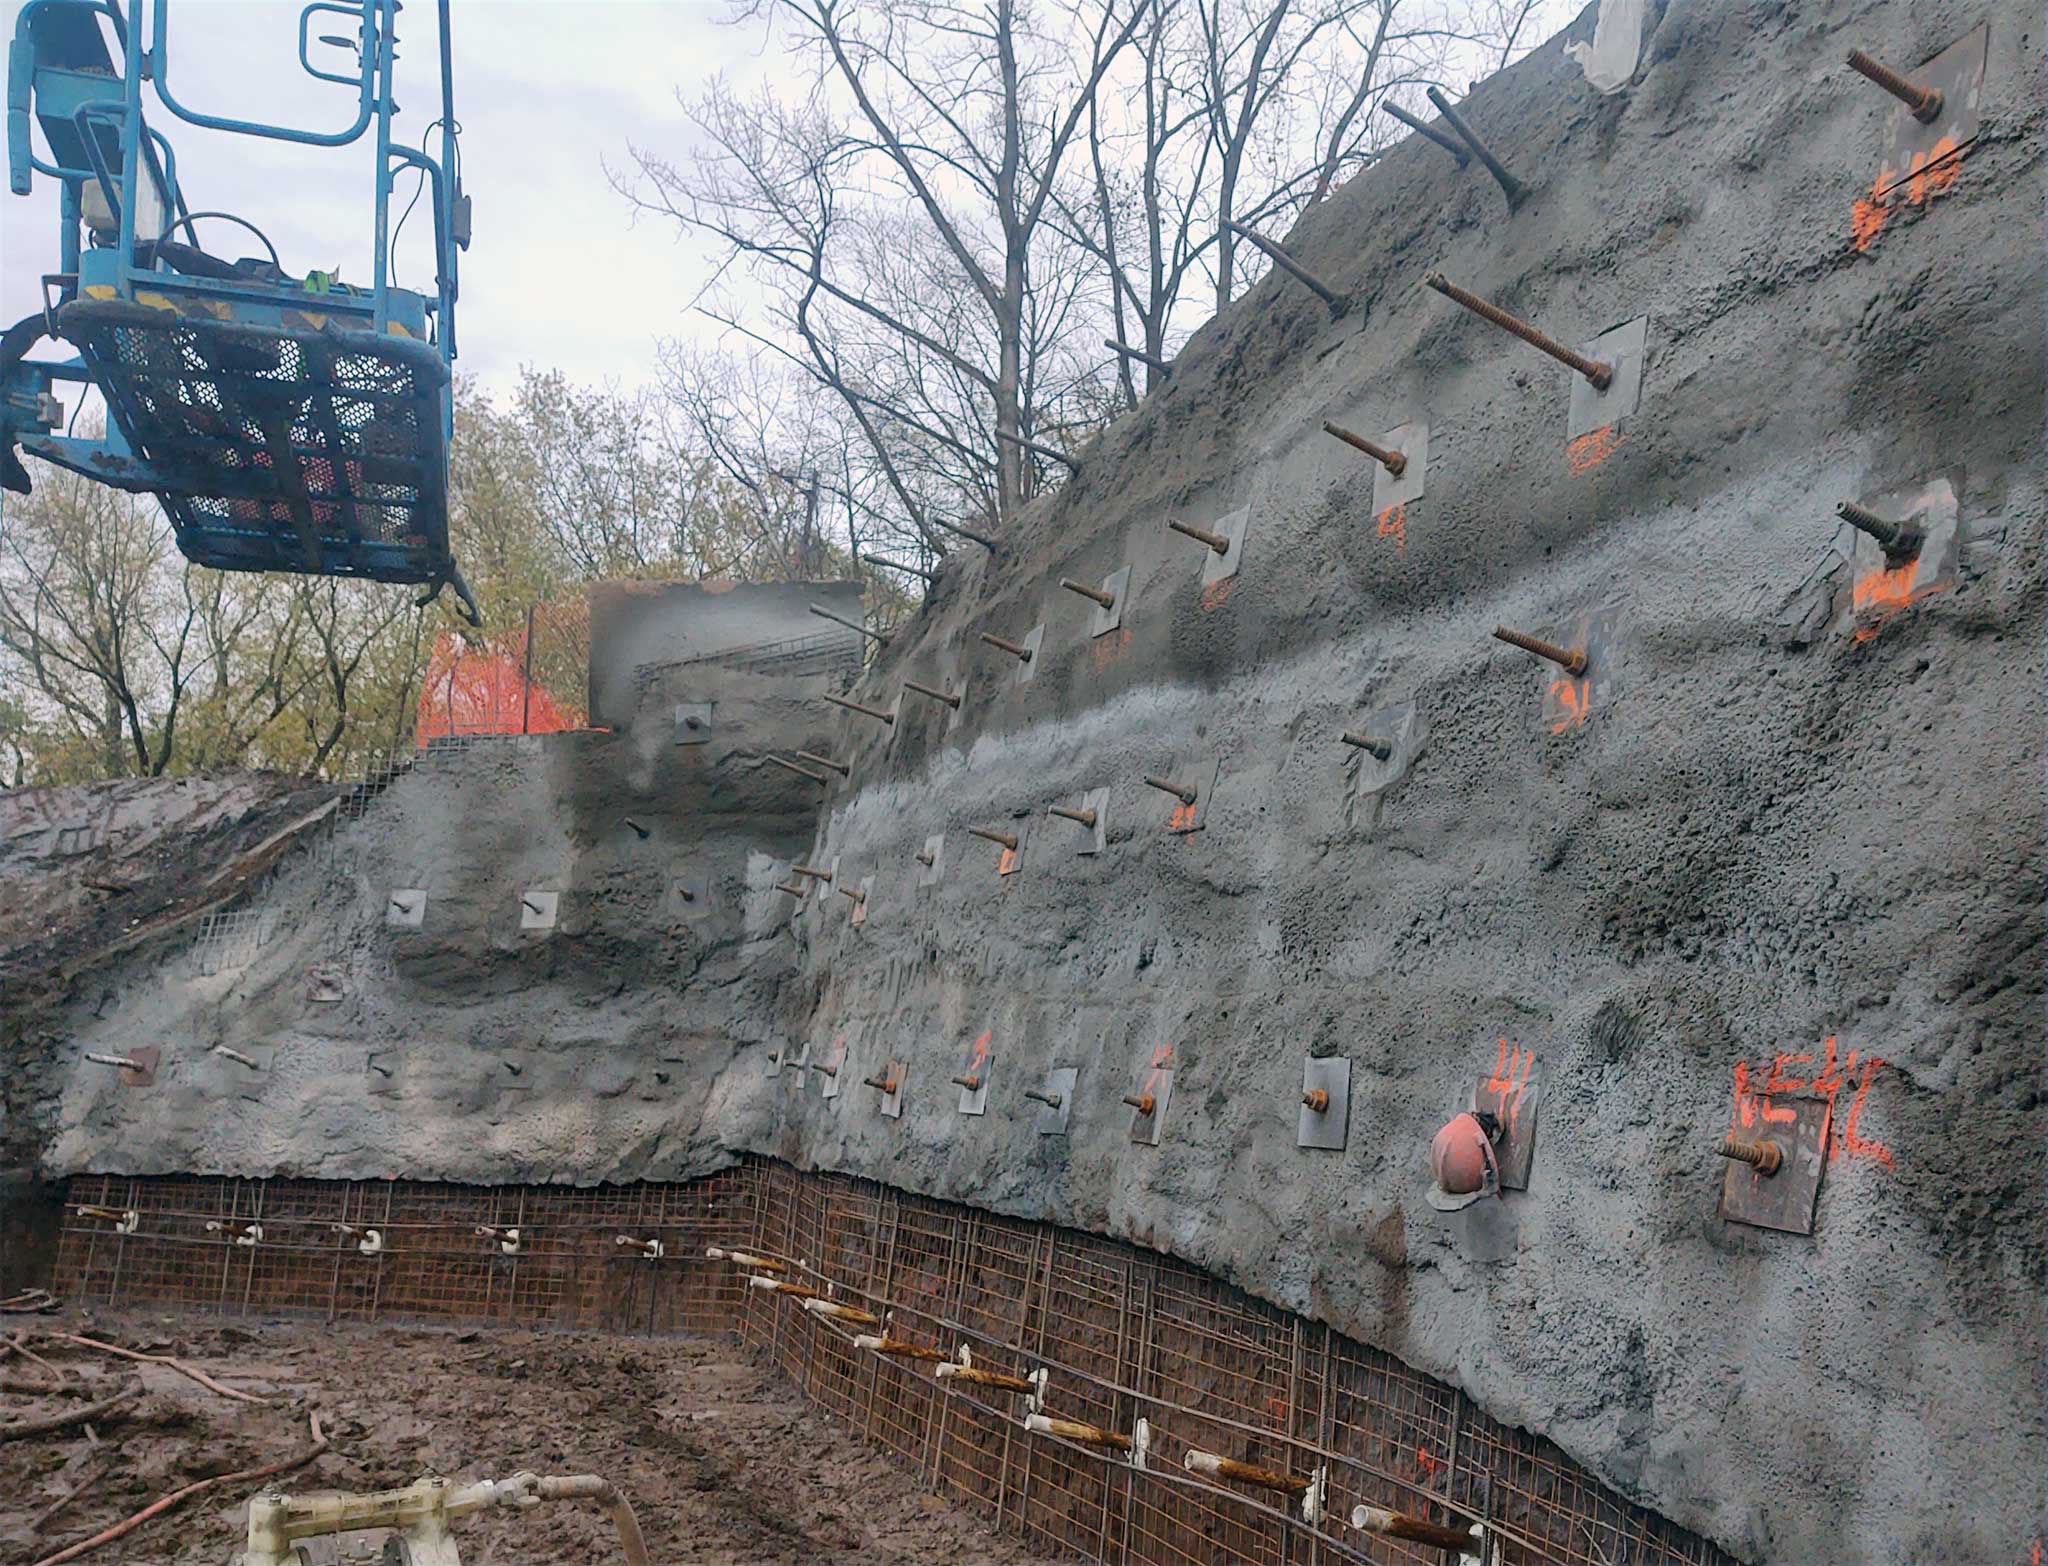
415, 599, 589, 741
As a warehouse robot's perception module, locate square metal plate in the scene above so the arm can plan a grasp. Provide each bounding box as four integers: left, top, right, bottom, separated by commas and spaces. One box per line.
849, 875, 873, 928
1201, 506, 1250, 588
789, 1039, 812, 1086
1371, 420, 1430, 515
1298, 1056, 1351, 1150
1090, 566, 1132, 638
1129, 1067, 1173, 1145
1839, 476, 1960, 637
1720, 1095, 1832, 1235
668, 870, 712, 924
1035, 1066, 1077, 1136
941, 674, 971, 736
879, 1058, 906, 1119
518, 890, 559, 931
1348, 704, 1427, 799
765, 1043, 786, 1079
997, 822, 1027, 877
386, 889, 426, 929
1473, 1048, 1540, 1191
674, 702, 714, 746
116, 1045, 159, 1088
918, 833, 946, 888
1873, 23, 1988, 199
307, 964, 346, 1004
957, 1029, 994, 1115
818, 1033, 847, 1099
1567, 317, 1647, 441
1538, 607, 1621, 735
1161, 756, 1220, 834
1017, 624, 1045, 685
1052, 788, 1108, 854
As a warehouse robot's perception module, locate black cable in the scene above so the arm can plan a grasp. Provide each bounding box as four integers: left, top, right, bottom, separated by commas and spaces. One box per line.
165, 210, 281, 269
390, 118, 459, 288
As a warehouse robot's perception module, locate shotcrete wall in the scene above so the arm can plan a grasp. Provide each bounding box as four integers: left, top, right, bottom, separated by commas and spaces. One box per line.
9, 2, 2044, 1563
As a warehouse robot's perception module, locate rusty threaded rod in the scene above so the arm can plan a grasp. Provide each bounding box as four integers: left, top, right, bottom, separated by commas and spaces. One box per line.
1381, 99, 1470, 164
903, 678, 962, 710
1493, 625, 1588, 676
950, 1073, 982, 1091
1024, 1088, 1064, 1109
1122, 1092, 1157, 1116
1143, 775, 1198, 806
915, 849, 936, 867
967, 826, 1020, 851
1717, 1136, 1784, 1176
1350, 1505, 1479, 1549
1341, 731, 1393, 761
980, 631, 1034, 662
1027, 1413, 1134, 1451
837, 883, 866, 905
1846, 49, 1943, 122
1224, 221, 1348, 315
791, 864, 833, 881
824, 692, 895, 725
802, 1297, 881, 1327
1425, 273, 1612, 389
1320, 420, 1407, 477
1425, 85, 1527, 208
1105, 338, 1173, 377
810, 602, 890, 646
1837, 500, 1925, 564
856, 1335, 948, 1361
936, 1364, 1042, 1394
863, 1072, 899, 1094
796, 750, 851, 776
1302, 1088, 1331, 1114
766, 755, 828, 784
1184, 1450, 1311, 1496
814, 1062, 839, 1078
748, 1276, 830, 1301
1049, 804, 1099, 828
774, 881, 808, 898
1061, 577, 1118, 610
1168, 518, 1232, 555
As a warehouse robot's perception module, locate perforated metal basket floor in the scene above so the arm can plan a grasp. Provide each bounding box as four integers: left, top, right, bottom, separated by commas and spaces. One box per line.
58, 295, 453, 585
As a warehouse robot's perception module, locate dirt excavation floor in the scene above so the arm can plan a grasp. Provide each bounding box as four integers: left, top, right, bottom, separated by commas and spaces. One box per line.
0, 1311, 1074, 1566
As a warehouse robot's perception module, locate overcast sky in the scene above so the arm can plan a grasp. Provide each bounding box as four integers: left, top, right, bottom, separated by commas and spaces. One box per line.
1, 0, 769, 398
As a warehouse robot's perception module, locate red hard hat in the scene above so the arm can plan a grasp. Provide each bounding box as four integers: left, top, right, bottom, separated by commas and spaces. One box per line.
1430, 1112, 1499, 1200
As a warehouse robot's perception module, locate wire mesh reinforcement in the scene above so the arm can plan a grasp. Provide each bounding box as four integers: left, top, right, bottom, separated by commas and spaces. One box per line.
50, 1159, 1731, 1566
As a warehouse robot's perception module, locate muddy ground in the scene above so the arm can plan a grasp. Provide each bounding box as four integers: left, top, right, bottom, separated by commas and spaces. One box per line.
0, 1311, 1072, 1566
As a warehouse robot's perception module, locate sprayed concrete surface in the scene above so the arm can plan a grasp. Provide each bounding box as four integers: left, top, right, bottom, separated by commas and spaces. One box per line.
4, 2, 2044, 1563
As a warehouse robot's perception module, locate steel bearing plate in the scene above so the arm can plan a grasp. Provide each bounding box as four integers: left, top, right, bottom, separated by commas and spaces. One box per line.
518, 890, 559, 931
918, 833, 946, 888
1162, 756, 1220, 834
386, 889, 426, 929
818, 1033, 847, 1099
1298, 1056, 1351, 1150
1128, 1068, 1173, 1145
1017, 624, 1046, 685
1839, 476, 1960, 637
117, 1045, 160, 1088
1873, 24, 1988, 199
1090, 566, 1132, 638
1200, 506, 1250, 588
1053, 788, 1109, 855
1348, 704, 1427, 799
1035, 1067, 1078, 1136
1473, 1053, 1540, 1191
1720, 1095, 1831, 1235
1370, 420, 1430, 516
957, 1030, 995, 1115
997, 822, 1027, 877
1538, 607, 1620, 735
849, 875, 874, 928
1566, 317, 1647, 441
668, 869, 712, 924
879, 1058, 907, 1119
674, 702, 714, 746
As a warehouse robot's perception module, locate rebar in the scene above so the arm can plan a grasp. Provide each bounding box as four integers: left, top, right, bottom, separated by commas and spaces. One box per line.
915, 849, 936, 867
995, 426, 1079, 471
1061, 577, 1118, 610
1104, 338, 1173, 376
1142, 775, 1198, 805
1341, 731, 1393, 761
622, 818, 650, 839
810, 603, 891, 646
856, 1334, 948, 1361
774, 881, 807, 898
1717, 1136, 1784, 1176
792, 864, 834, 881
1380, 99, 1470, 165
1167, 519, 1231, 555
1425, 85, 1528, 208
1846, 48, 1944, 122
1837, 500, 1925, 565
936, 1364, 1041, 1394
813, 1062, 839, 1078
765, 755, 829, 784
1425, 273, 1613, 388
824, 693, 895, 725
1048, 804, 1098, 828
1320, 420, 1407, 477
903, 678, 962, 710
1184, 1449, 1311, 1496
1350, 1504, 1480, 1549
1026, 1413, 1134, 1452
979, 631, 1033, 662
837, 884, 866, 905
796, 750, 851, 777
1493, 624, 1588, 676
1223, 221, 1349, 315
967, 826, 1020, 851
1023, 1088, 1064, 1109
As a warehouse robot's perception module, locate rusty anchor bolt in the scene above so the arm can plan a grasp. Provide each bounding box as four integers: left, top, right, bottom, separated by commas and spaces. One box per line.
967, 826, 1020, 852
950, 1072, 983, 1091
774, 881, 808, 898
1320, 420, 1407, 477
622, 818, 651, 839
1048, 803, 1098, 828
863, 1072, 899, 1094
84, 1053, 145, 1071
1061, 577, 1118, 611
1142, 774, 1199, 806
520, 896, 547, 917
936, 1363, 1046, 1396
915, 848, 936, 867
1846, 49, 1944, 123
1493, 624, 1588, 676
1167, 518, 1232, 556
814, 1061, 840, 1078
1024, 1087, 1064, 1109
837, 883, 866, 906
980, 631, 1034, 663
1122, 1091, 1157, 1116
766, 755, 828, 784
1105, 338, 1172, 377
1425, 85, 1528, 209
1223, 220, 1349, 316
1341, 731, 1393, 762
1380, 99, 1470, 166
1837, 500, 1926, 566
674, 884, 696, 903
855, 1334, 949, 1362
796, 750, 851, 777
1717, 1136, 1784, 1176
792, 863, 834, 881
1027, 1413, 1134, 1452
824, 692, 895, 725
903, 678, 962, 710
1183, 1450, 1311, 1498
1350, 1506, 1481, 1550
1302, 1088, 1331, 1114
1425, 273, 1613, 389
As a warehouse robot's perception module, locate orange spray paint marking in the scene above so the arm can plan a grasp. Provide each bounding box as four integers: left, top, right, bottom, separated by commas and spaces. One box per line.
1415, 1445, 1443, 1482
1566, 424, 1620, 475
1851, 177, 1893, 253
1906, 135, 1962, 204
1548, 678, 1591, 734
1851, 560, 1949, 643
1732, 1040, 1894, 1169
1836, 1055, 1895, 1168
969, 1029, 993, 1071
1483, 1038, 1535, 1131
1375, 501, 1407, 551
1855, 135, 1965, 253
997, 846, 1019, 875
1201, 576, 1236, 612
1090, 627, 1132, 671
1168, 800, 1197, 831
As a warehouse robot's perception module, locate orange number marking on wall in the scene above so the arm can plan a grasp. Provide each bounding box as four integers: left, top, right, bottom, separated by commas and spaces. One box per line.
1548, 678, 1591, 734
1375, 501, 1407, 551
1730, 1037, 1893, 1167
1853, 135, 1963, 253
1566, 424, 1620, 475
968, 1029, 993, 1072
1483, 1038, 1535, 1132
1201, 576, 1236, 612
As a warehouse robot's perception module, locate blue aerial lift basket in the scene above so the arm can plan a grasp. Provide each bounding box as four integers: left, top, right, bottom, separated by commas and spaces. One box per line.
3, 0, 479, 620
